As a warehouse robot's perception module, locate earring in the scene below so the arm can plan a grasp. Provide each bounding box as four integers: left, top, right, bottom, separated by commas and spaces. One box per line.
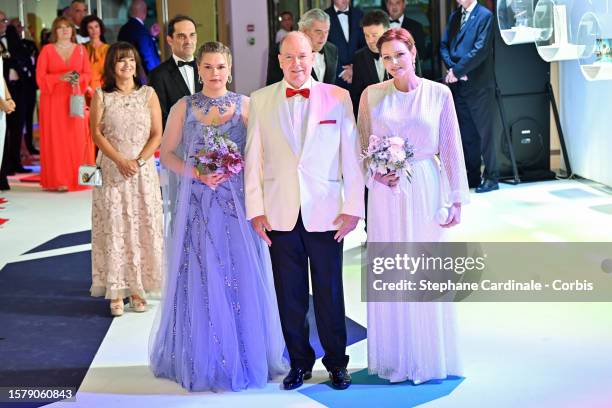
227, 74, 233, 84
198, 75, 202, 84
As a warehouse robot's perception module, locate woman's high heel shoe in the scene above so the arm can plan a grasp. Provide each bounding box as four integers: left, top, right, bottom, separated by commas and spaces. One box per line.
129, 296, 147, 313
110, 299, 124, 317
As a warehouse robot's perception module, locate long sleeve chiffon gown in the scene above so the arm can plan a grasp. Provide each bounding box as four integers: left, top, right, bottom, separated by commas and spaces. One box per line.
358, 78, 470, 384
36, 44, 93, 191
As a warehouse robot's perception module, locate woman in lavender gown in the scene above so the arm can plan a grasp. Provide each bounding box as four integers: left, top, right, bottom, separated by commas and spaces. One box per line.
149, 42, 286, 392
358, 29, 470, 384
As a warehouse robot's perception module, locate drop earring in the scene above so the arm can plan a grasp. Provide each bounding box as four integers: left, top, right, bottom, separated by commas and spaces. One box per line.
198, 75, 202, 84
227, 74, 233, 84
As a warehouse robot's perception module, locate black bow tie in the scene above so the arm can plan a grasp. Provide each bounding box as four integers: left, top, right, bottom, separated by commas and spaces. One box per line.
390, 19, 401, 24
177, 60, 196, 68
336, 10, 349, 16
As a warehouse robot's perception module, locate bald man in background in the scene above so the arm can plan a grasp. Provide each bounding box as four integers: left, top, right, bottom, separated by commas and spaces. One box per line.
118, 0, 161, 74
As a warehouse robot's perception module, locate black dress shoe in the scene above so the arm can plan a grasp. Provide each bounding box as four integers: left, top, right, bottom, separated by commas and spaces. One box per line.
328, 367, 351, 390
282, 368, 312, 390
15, 167, 33, 173
475, 179, 499, 193
468, 180, 482, 189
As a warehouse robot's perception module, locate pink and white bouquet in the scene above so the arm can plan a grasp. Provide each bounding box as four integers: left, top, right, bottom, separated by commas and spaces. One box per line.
361, 134, 414, 193
192, 128, 244, 177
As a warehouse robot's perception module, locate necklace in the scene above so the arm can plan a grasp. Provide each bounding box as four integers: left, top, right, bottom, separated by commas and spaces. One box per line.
55, 42, 72, 50
193, 91, 239, 115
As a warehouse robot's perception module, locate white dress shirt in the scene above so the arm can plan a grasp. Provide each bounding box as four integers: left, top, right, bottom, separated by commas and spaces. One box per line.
461, 1, 478, 29
390, 15, 404, 29
172, 54, 195, 95
283, 77, 312, 154
275, 28, 290, 44
75, 25, 89, 44
334, 6, 350, 43
374, 56, 385, 82
314, 51, 326, 83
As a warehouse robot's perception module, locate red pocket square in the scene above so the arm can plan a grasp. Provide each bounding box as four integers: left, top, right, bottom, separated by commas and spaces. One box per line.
319, 120, 337, 124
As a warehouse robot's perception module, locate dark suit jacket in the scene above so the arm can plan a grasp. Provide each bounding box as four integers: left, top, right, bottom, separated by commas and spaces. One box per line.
400, 16, 427, 60
266, 41, 338, 85
402, 16, 427, 59
117, 17, 161, 74
324, 6, 366, 89
148, 57, 203, 128
1, 30, 35, 90
440, 4, 494, 89
350, 47, 390, 118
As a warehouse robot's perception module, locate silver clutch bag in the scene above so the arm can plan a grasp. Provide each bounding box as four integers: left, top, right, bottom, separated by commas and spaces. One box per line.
70, 94, 85, 118
78, 165, 102, 186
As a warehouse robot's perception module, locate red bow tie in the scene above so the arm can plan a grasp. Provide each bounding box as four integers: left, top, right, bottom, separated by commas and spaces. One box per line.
286, 88, 310, 99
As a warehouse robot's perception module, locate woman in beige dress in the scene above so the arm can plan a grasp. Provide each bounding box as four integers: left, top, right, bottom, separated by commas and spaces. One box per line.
90, 42, 163, 316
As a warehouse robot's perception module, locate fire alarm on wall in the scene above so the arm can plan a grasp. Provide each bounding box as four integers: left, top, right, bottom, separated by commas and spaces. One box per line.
247, 24, 255, 32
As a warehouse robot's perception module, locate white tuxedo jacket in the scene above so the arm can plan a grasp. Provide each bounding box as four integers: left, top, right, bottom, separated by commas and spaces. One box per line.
245, 80, 365, 232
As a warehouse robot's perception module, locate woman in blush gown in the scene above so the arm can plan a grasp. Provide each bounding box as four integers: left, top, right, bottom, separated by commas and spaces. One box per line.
358, 28, 470, 384
149, 42, 286, 392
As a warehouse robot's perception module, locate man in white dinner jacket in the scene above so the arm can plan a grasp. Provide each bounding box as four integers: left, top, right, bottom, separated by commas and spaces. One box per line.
245, 31, 364, 391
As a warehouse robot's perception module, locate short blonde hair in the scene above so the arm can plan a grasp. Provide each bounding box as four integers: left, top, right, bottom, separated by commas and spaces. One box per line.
196, 41, 232, 67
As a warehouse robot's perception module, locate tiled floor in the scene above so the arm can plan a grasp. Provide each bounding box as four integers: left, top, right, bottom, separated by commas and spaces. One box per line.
1, 178, 612, 408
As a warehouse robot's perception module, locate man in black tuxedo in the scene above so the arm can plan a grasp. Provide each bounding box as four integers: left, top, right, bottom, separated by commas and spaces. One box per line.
266, 8, 338, 86
386, 0, 427, 74
148, 15, 201, 128
441, 0, 498, 192
324, 0, 365, 90
350, 10, 390, 118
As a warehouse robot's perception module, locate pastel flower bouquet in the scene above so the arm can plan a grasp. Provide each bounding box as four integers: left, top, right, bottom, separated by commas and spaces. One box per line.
361, 135, 414, 193
192, 128, 244, 177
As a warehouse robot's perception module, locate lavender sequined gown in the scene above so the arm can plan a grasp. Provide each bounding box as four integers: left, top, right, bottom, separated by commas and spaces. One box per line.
150, 92, 286, 391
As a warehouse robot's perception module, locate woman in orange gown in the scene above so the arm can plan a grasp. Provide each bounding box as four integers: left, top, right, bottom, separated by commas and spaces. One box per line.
36, 16, 93, 192
81, 15, 109, 97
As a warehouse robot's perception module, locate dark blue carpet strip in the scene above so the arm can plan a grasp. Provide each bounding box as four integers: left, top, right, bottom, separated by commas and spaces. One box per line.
22, 231, 92, 255
0, 250, 112, 407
